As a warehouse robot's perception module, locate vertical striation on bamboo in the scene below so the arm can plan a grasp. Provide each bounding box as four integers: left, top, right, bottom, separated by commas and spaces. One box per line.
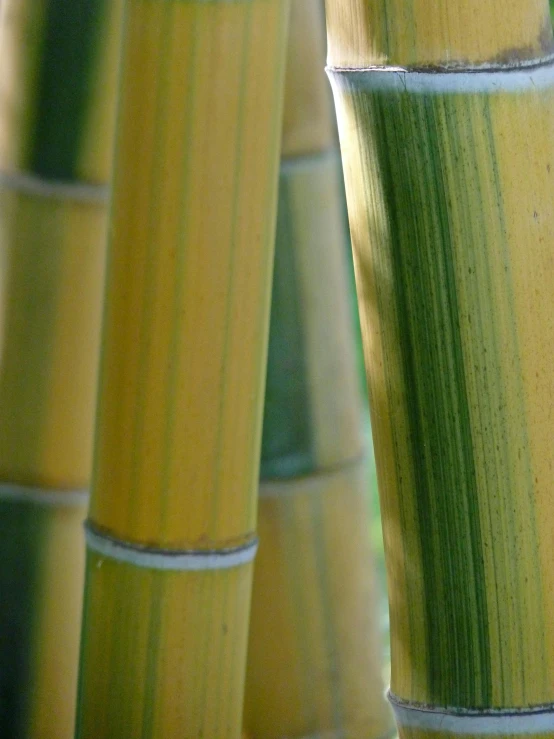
326, 0, 554, 737
244, 2, 393, 737
75, 1, 290, 737
0, 1, 121, 737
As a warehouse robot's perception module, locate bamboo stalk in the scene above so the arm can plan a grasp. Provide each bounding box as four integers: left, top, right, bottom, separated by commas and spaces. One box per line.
246, 462, 393, 739
326, 0, 554, 737
259, 155, 362, 480
75, 2, 289, 737
244, 2, 393, 737
0, 1, 121, 736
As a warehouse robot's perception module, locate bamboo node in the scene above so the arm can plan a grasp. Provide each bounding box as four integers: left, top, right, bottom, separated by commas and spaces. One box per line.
279, 148, 339, 174
84, 522, 258, 572
389, 691, 554, 735
259, 452, 367, 495
0, 483, 89, 507
0, 170, 110, 203
327, 56, 554, 95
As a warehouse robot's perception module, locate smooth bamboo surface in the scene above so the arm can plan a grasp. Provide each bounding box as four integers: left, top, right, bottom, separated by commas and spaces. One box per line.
76, 2, 289, 737
0, 2, 121, 737
245, 2, 393, 737
280, 0, 334, 157
327, 0, 554, 735
247, 461, 392, 739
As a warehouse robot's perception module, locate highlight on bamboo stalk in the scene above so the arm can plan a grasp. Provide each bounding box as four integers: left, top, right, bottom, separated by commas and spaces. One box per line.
244, 2, 393, 737
74, 1, 290, 737
325, 0, 554, 737
0, 1, 122, 737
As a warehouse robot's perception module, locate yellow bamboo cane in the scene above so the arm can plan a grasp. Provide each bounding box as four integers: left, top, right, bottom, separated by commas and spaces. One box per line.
244, 2, 393, 737
0, 2, 121, 737
326, 0, 554, 737
75, 2, 289, 737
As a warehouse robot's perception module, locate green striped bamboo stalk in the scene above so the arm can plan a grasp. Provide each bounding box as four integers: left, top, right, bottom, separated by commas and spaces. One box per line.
75, 2, 289, 737
0, 2, 121, 737
326, 0, 554, 737
244, 2, 393, 737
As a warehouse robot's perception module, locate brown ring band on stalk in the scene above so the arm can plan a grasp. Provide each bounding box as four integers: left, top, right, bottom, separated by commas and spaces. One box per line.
0, 170, 110, 203
84, 521, 258, 572
389, 691, 554, 735
0, 483, 89, 507
326, 56, 554, 95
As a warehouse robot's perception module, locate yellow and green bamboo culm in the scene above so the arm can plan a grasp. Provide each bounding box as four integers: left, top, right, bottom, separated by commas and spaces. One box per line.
244, 2, 393, 737
326, 0, 554, 737
0, 1, 121, 737
75, 1, 289, 737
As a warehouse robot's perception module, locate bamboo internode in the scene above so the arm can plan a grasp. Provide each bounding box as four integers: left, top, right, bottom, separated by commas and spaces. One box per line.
326, 0, 554, 735
247, 460, 393, 739
280, 0, 334, 157
245, 2, 393, 737
260, 151, 364, 480
76, 1, 289, 737
0, 1, 121, 736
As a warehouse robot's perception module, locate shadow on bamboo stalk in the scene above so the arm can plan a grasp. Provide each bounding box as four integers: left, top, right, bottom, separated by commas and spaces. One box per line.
0, 1, 122, 737
326, 0, 554, 737
75, 1, 290, 737
244, 2, 394, 737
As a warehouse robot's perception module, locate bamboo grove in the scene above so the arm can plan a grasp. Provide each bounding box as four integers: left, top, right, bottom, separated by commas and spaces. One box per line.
2, 0, 554, 738
326, 0, 554, 737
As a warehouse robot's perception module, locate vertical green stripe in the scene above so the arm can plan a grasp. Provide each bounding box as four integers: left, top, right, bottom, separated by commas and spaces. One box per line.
28, 0, 108, 180
349, 87, 420, 696
359, 85, 491, 706
0, 502, 47, 739
260, 173, 314, 479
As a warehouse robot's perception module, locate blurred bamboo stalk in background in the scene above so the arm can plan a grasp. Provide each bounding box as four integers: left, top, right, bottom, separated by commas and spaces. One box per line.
0, 1, 121, 737
326, 0, 554, 737
244, 2, 393, 737
75, 1, 289, 737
